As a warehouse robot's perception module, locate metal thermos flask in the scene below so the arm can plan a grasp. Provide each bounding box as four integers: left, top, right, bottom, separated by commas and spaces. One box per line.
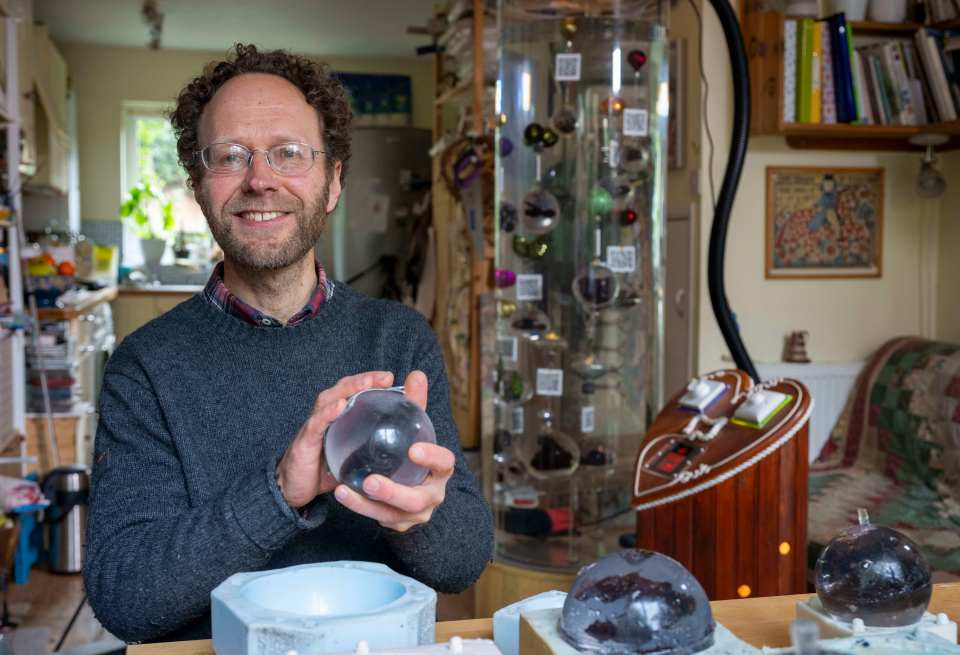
42, 465, 90, 574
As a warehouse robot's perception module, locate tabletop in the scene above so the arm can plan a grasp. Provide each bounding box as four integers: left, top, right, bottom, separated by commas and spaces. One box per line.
128, 582, 960, 654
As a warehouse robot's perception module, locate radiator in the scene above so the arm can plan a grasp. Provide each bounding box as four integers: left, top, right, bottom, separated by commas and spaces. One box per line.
755, 360, 865, 463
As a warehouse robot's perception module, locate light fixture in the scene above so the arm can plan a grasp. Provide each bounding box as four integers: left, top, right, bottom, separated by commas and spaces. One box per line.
141, 0, 164, 50
909, 133, 949, 199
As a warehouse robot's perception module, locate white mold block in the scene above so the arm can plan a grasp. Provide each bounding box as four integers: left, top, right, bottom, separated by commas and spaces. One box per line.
211, 561, 437, 655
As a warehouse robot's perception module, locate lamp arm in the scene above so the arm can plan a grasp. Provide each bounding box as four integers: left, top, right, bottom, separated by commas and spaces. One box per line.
705, 0, 760, 382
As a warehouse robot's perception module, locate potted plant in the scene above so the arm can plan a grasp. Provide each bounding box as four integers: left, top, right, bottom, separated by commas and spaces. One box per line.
120, 182, 175, 278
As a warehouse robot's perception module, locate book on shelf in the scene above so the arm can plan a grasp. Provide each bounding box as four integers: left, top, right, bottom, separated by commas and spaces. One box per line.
783, 13, 960, 126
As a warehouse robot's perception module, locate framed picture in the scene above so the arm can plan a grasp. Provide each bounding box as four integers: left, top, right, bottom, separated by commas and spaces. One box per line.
668, 39, 686, 170
765, 166, 884, 279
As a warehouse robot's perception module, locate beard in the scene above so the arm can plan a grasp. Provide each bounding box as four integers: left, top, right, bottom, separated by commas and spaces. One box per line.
198, 185, 330, 272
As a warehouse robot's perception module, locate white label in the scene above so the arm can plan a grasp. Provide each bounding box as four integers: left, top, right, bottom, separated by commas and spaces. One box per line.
555, 53, 582, 81
606, 245, 637, 273
623, 108, 649, 136
497, 336, 518, 362
536, 368, 564, 396
581, 406, 595, 433
516, 274, 543, 301
608, 138, 621, 168
510, 406, 524, 434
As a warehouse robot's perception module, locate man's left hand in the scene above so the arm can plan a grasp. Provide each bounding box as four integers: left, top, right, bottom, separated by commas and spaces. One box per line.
333, 370, 455, 532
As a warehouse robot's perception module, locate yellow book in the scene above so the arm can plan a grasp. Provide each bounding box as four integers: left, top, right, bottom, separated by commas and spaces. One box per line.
810, 21, 822, 123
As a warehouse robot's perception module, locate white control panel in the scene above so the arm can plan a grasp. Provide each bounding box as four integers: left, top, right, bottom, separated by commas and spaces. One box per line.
733, 389, 789, 427
678, 378, 726, 412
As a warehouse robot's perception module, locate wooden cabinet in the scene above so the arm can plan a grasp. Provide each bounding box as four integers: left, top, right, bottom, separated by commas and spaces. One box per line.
741, 6, 960, 150
26, 23, 70, 193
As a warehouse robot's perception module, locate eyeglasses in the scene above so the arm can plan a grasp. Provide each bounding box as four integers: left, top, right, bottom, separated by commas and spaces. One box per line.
197, 142, 325, 176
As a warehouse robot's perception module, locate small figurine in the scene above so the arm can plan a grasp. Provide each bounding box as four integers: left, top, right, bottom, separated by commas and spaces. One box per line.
783, 330, 811, 363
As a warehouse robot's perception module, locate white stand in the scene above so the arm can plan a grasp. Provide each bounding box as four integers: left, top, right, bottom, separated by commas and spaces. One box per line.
796, 596, 957, 643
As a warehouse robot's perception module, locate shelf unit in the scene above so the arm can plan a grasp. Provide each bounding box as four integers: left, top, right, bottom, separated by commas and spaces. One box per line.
1, 8, 28, 465
741, 8, 960, 150
430, 0, 492, 449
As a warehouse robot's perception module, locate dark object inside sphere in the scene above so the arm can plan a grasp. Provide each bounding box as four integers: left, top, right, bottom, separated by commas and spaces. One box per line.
560, 550, 715, 654
500, 203, 518, 232
531, 435, 574, 471
524, 122, 544, 147
324, 389, 436, 495
814, 509, 932, 627
578, 272, 616, 305
552, 107, 578, 134
338, 401, 420, 492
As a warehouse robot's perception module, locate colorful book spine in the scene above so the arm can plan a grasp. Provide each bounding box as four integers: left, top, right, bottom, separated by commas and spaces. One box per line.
915, 28, 957, 120
810, 19, 823, 123
784, 19, 798, 124
821, 21, 838, 124
852, 49, 873, 124
824, 14, 854, 123
798, 19, 815, 123
842, 17, 861, 123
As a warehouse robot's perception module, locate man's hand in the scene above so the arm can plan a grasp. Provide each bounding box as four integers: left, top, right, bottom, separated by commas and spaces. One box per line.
333, 370, 455, 532
276, 371, 395, 508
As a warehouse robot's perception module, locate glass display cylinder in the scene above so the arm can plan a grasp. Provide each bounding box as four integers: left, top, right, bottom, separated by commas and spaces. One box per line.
487, 0, 668, 571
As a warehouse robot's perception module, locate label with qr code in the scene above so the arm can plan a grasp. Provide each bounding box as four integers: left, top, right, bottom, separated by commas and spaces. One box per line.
581, 406, 595, 433
536, 368, 564, 396
606, 246, 636, 273
497, 336, 518, 361
622, 108, 649, 137
555, 53, 582, 81
516, 274, 543, 301
510, 406, 524, 434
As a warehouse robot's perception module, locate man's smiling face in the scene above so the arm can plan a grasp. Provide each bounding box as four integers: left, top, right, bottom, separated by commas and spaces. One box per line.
195, 72, 342, 271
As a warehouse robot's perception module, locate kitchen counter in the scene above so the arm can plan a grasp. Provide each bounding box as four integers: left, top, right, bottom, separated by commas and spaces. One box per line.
36, 286, 118, 321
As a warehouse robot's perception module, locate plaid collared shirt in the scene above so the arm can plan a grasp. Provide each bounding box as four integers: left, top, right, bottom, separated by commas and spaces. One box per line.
202, 260, 333, 327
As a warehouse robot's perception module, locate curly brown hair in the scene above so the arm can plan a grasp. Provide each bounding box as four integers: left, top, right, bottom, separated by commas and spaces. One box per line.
170, 43, 352, 189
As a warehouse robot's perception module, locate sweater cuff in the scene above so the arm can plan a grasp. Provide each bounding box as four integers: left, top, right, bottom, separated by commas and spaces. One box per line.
228, 457, 329, 552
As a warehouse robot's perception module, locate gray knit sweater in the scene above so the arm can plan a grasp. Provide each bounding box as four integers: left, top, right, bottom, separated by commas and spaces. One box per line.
83, 284, 493, 643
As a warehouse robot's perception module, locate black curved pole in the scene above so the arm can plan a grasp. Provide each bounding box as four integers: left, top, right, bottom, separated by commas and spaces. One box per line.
705, 0, 760, 382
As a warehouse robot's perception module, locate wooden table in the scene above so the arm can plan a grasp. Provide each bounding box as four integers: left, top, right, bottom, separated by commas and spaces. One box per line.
128, 582, 960, 654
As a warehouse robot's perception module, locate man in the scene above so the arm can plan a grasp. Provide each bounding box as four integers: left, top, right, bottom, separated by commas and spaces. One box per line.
83, 44, 493, 643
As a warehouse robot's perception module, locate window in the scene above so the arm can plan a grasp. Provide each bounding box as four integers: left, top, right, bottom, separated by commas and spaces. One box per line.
121, 103, 212, 267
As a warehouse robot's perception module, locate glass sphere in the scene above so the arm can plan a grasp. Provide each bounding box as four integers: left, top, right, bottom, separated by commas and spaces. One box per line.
560, 550, 715, 655
541, 127, 559, 148
500, 203, 518, 233
814, 509, 932, 627
521, 188, 561, 235
496, 366, 533, 405
620, 139, 652, 176
572, 262, 620, 311
510, 305, 551, 336
552, 106, 579, 134
588, 186, 614, 216
523, 122, 545, 147
521, 410, 580, 480
570, 351, 609, 380
324, 388, 437, 494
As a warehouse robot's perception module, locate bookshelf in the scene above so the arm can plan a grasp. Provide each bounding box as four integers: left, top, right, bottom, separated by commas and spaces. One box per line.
743, 10, 960, 150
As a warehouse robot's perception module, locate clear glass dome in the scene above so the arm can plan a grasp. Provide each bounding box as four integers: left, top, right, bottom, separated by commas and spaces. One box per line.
323, 388, 437, 493
814, 508, 932, 627
560, 550, 715, 654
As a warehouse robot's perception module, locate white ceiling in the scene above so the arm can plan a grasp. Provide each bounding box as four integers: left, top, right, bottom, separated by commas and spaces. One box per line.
34, 0, 440, 58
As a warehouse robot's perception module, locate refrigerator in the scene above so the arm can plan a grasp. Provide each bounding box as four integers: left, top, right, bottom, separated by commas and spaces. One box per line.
320, 127, 432, 301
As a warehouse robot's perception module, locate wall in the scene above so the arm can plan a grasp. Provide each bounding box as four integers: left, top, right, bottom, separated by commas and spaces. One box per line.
937, 152, 960, 344
695, 3, 951, 372
58, 43, 434, 222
